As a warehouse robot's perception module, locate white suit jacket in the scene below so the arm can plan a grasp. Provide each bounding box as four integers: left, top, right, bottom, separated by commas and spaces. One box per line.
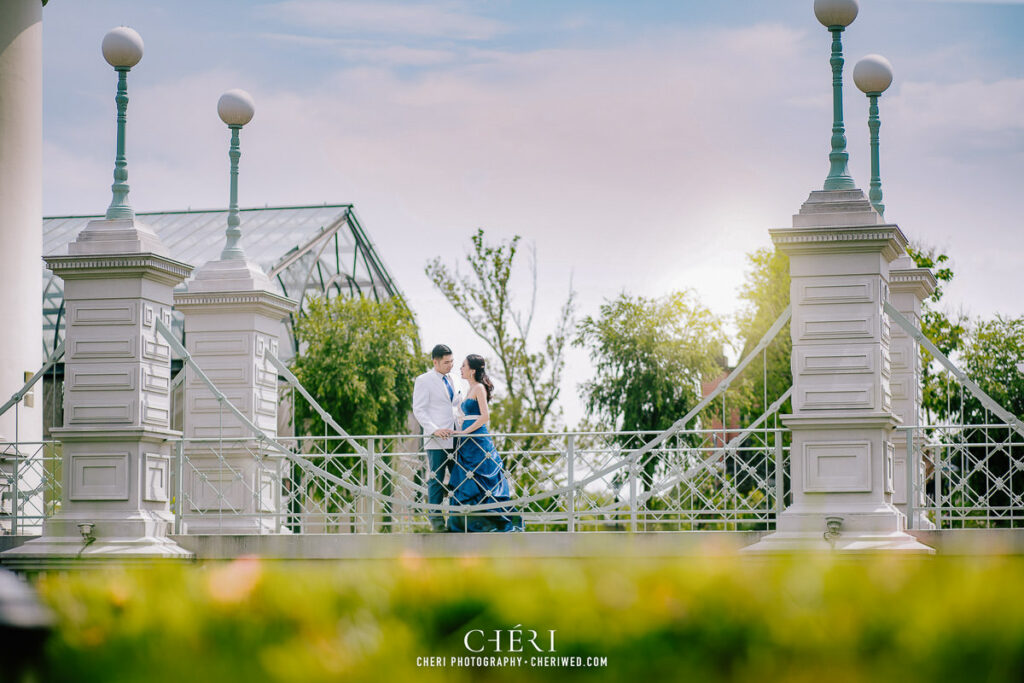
412, 369, 463, 450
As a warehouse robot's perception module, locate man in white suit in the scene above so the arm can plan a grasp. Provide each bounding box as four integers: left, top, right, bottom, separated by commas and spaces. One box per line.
412, 344, 463, 531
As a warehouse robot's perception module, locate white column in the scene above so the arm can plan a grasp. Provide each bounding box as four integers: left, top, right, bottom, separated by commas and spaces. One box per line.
1, 218, 195, 571
0, 1, 43, 439
743, 189, 933, 553
889, 258, 936, 529
0, 1, 43, 537
175, 256, 295, 534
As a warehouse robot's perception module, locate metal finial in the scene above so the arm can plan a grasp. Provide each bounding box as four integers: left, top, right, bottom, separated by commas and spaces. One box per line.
813, 0, 859, 191
101, 27, 144, 220
822, 27, 856, 191
854, 55, 894, 217
217, 90, 255, 261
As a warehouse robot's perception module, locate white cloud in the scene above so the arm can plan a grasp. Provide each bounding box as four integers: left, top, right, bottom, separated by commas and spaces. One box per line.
42, 140, 109, 215
259, 1, 504, 40
894, 78, 1024, 130
260, 33, 458, 66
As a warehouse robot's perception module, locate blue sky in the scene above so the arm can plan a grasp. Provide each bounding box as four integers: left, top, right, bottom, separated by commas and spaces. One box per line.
40, 1, 1024, 426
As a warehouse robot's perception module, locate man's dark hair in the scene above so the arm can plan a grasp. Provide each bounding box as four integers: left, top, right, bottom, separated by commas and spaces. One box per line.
431, 344, 453, 360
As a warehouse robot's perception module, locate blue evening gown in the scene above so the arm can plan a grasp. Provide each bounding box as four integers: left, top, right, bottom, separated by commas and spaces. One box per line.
446, 397, 523, 532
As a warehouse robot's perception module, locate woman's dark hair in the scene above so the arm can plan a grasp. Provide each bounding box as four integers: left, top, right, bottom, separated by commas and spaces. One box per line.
466, 354, 494, 401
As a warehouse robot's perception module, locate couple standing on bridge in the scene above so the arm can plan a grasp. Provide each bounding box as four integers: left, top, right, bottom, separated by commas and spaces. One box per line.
412, 344, 524, 533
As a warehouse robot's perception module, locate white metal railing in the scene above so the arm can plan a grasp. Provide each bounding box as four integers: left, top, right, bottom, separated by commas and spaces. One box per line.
0, 428, 790, 534
169, 428, 790, 534
0, 440, 62, 535
0, 342, 65, 536
902, 422, 1024, 529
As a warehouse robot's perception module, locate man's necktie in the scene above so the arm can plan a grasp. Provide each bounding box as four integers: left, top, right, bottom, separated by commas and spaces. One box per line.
442, 375, 454, 401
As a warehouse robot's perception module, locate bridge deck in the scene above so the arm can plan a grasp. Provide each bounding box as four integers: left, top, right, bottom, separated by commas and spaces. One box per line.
5, 530, 1024, 561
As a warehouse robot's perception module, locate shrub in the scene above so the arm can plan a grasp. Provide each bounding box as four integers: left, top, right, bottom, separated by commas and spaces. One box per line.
30, 553, 1024, 683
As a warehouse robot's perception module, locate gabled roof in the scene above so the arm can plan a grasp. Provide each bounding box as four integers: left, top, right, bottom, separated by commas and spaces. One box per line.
42, 203, 405, 357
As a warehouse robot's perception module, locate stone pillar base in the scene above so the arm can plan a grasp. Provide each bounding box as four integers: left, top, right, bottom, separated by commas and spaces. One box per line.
740, 530, 934, 553
0, 509, 194, 572
742, 503, 934, 553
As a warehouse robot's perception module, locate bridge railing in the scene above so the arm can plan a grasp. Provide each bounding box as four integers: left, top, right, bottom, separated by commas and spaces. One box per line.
167, 427, 791, 534
1, 305, 797, 536
0, 439, 61, 536
15, 418, 1024, 534
902, 422, 1024, 529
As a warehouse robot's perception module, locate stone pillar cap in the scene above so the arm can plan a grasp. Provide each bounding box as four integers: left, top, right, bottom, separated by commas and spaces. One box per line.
67, 217, 170, 257
890, 264, 937, 298
769, 223, 908, 260
187, 257, 272, 293
173, 287, 296, 318
43, 251, 193, 287
792, 189, 885, 228
771, 187, 908, 260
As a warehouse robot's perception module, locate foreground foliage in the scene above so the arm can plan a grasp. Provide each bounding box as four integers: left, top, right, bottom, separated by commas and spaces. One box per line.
30, 553, 1024, 683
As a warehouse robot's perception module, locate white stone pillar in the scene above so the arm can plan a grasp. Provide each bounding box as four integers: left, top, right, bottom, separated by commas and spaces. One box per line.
743, 189, 933, 553
1, 218, 195, 570
889, 257, 936, 529
174, 258, 295, 534
0, 0, 44, 534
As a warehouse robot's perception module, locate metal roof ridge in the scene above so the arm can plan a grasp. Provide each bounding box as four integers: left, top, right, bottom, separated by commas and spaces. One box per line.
43, 202, 354, 220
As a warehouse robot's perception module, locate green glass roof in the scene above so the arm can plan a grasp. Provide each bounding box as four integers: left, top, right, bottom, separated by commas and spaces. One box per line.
42, 204, 404, 358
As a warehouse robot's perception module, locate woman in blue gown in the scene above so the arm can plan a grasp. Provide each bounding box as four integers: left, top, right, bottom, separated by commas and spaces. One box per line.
446, 355, 523, 533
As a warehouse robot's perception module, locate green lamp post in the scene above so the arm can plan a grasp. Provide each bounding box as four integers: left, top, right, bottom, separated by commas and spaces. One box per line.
216, 89, 255, 260
100, 27, 144, 221
853, 54, 894, 218
813, 0, 859, 191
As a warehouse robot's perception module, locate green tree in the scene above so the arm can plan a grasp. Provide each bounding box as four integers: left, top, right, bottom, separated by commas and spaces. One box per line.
905, 243, 968, 422
733, 247, 792, 422
575, 289, 727, 432
958, 315, 1024, 420
289, 294, 426, 532
574, 290, 728, 492
290, 294, 426, 437
425, 228, 575, 435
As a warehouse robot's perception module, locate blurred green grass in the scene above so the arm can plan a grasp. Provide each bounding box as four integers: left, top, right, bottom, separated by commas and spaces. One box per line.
27, 553, 1024, 682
